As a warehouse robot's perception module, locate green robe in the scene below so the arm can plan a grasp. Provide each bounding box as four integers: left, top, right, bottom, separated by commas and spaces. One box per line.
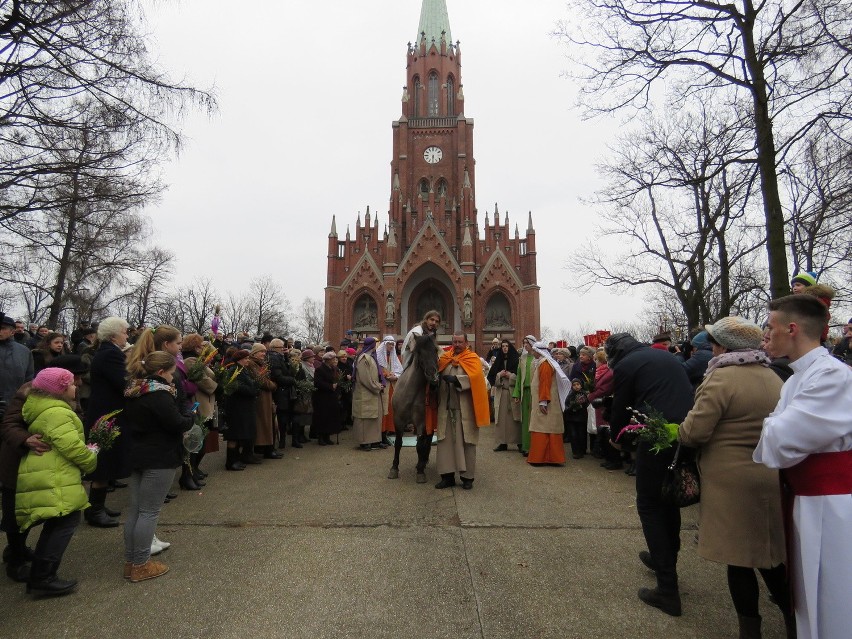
512, 353, 534, 452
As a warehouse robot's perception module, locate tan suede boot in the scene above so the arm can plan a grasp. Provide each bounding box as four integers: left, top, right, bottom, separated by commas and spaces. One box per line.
129, 559, 169, 583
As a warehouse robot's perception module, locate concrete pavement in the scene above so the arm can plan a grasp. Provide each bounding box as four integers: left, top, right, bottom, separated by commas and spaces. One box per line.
0, 427, 787, 638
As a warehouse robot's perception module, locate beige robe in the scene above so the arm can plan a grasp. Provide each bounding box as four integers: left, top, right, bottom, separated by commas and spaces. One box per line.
680, 364, 784, 568
436, 363, 479, 478
352, 354, 384, 445
529, 358, 563, 434
493, 372, 520, 445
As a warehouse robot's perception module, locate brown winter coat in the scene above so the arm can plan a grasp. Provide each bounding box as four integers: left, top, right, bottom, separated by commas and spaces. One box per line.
679, 364, 785, 568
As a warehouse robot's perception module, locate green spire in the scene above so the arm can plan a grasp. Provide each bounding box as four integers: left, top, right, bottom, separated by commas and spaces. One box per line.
417, 0, 452, 48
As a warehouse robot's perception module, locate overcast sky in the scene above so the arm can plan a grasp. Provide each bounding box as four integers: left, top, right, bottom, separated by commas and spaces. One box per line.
145, 0, 646, 339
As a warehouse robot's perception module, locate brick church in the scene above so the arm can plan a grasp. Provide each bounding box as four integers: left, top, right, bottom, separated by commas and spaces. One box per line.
324, 0, 540, 349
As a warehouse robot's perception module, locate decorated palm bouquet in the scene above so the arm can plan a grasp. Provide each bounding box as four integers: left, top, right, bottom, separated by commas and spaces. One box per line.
87, 410, 122, 452
615, 406, 679, 453
217, 363, 244, 396
186, 344, 220, 382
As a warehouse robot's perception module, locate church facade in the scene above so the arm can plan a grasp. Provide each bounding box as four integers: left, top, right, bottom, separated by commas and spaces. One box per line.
324, 0, 540, 348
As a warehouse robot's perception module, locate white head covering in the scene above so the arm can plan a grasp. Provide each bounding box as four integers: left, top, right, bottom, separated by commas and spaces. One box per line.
532, 341, 571, 408
377, 334, 403, 376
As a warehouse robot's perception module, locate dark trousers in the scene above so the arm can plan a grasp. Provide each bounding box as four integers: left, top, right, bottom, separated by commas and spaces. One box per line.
30, 511, 81, 565
565, 414, 587, 456
635, 442, 681, 592
1, 486, 29, 561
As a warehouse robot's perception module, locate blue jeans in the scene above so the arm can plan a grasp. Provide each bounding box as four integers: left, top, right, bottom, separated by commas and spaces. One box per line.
123, 468, 176, 564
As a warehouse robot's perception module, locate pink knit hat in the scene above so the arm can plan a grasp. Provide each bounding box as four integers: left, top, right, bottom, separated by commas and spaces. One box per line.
32, 368, 75, 396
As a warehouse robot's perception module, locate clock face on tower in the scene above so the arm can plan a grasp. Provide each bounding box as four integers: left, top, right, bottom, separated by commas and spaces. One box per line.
423, 146, 443, 164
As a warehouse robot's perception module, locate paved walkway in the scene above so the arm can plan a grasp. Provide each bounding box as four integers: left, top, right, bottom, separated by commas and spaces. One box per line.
1, 428, 786, 638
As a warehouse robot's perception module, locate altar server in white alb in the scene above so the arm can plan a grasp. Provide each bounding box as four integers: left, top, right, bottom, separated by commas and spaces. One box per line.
754, 294, 852, 639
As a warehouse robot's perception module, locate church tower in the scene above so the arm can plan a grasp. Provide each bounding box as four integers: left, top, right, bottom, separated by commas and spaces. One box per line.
324, 0, 540, 348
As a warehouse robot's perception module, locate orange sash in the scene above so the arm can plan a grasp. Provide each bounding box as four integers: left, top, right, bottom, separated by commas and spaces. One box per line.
438, 349, 491, 427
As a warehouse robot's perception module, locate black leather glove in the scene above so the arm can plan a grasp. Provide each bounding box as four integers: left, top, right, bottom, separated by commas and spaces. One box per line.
441, 374, 459, 386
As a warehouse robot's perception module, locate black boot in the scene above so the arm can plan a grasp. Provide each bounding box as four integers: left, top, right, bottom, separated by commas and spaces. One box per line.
262, 445, 283, 459
5, 559, 30, 583
737, 614, 762, 639
26, 560, 77, 597
435, 473, 456, 489
192, 451, 208, 479
240, 441, 262, 465
84, 487, 119, 528
225, 447, 246, 471
637, 587, 682, 616
178, 464, 201, 490
291, 433, 303, 448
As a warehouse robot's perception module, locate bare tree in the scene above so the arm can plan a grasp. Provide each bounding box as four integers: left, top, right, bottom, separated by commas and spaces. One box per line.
125, 248, 176, 328
295, 297, 325, 344
245, 276, 291, 336
572, 106, 767, 327
555, 0, 852, 299
782, 129, 852, 310
220, 291, 251, 338
0, 0, 215, 224
179, 277, 218, 335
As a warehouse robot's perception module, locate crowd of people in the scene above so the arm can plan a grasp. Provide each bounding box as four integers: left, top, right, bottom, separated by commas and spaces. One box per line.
0, 271, 850, 639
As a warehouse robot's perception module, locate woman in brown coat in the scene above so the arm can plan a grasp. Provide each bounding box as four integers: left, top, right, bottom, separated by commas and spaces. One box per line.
247, 344, 280, 460
678, 316, 793, 638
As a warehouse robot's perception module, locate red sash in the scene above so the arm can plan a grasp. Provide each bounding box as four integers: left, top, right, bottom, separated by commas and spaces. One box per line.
782, 450, 852, 496
780, 450, 852, 608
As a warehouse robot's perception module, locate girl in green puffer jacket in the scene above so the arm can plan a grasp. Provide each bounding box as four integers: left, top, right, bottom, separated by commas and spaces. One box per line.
16, 368, 98, 597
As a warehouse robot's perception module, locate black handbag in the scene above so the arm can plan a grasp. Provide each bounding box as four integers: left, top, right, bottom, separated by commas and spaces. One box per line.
660, 442, 700, 507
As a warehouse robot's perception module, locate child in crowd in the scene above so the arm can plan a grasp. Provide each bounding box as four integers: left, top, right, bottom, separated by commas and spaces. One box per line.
563, 378, 590, 459
16, 368, 97, 596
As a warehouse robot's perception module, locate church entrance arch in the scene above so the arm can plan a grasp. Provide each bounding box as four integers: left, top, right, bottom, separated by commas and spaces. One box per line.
400, 262, 457, 339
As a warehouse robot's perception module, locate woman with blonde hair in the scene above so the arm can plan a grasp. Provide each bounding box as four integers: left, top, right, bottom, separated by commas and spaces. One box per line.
125, 326, 198, 492
123, 351, 194, 582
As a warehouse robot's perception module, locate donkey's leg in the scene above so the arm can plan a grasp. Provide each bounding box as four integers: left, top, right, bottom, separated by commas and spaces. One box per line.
387, 427, 403, 479
415, 433, 431, 484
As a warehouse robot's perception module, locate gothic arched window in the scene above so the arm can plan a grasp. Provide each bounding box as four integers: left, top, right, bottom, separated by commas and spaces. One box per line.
419, 179, 430, 201
436, 179, 448, 199
428, 72, 439, 117
413, 76, 422, 118
446, 76, 455, 117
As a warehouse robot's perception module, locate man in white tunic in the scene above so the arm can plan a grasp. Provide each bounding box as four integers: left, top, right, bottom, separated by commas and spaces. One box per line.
401, 310, 441, 365
754, 294, 852, 639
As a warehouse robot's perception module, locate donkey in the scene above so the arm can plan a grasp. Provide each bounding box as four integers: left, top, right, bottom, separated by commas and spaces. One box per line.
387, 332, 439, 483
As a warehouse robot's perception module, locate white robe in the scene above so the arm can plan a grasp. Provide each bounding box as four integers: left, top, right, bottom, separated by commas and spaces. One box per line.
753, 347, 852, 639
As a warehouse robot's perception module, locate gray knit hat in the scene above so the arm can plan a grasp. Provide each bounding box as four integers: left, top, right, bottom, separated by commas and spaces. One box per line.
704, 316, 764, 351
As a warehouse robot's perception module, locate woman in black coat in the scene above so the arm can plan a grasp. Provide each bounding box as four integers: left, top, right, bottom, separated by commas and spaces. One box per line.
268, 339, 296, 449
312, 351, 341, 446
221, 350, 259, 471
122, 351, 193, 582
83, 317, 130, 528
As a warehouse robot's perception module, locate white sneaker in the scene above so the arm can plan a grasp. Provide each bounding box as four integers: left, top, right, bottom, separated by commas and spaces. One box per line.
150, 534, 170, 555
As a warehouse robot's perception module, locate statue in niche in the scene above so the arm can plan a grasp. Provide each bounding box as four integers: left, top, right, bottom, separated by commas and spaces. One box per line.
385, 291, 395, 324
462, 291, 473, 325
484, 295, 512, 329
354, 297, 378, 329
415, 288, 445, 325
